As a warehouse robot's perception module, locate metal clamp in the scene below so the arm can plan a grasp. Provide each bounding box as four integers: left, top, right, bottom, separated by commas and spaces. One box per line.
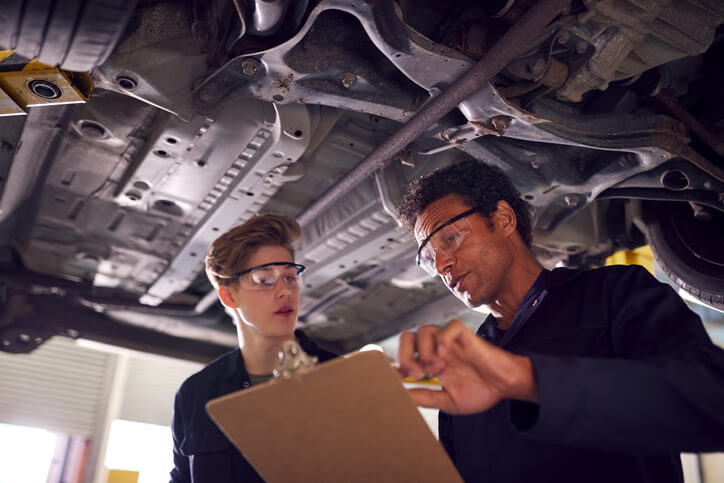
273, 340, 318, 378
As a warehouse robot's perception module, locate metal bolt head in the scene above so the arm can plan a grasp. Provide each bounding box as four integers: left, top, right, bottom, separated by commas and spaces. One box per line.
575, 41, 588, 54
341, 72, 356, 89
241, 58, 259, 76
198, 89, 212, 102
528, 58, 546, 75
491, 115, 511, 131
564, 194, 579, 206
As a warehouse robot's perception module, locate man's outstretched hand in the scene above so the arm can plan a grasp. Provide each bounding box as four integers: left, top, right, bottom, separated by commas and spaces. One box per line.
397, 319, 539, 414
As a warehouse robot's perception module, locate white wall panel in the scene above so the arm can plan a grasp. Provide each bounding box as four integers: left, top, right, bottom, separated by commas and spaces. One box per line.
701, 453, 724, 483
0, 337, 111, 437
119, 355, 202, 427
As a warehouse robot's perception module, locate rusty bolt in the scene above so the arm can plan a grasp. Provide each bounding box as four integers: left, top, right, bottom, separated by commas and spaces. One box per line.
241, 58, 260, 76
491, 115, 511, 131
528, 58, 546, 76
198, 88, 212, 102
341, 72, 356, 89
564, 194, 579, 207
394, 148, 416, 168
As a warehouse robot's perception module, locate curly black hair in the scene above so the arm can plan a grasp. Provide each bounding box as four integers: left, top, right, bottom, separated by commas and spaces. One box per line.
398, 159, 533, 246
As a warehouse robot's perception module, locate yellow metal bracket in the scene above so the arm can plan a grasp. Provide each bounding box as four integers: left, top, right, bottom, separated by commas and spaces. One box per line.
0, 50, 92, 117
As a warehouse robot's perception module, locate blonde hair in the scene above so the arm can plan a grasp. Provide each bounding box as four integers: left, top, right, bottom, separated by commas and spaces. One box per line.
205, 214, 303, 289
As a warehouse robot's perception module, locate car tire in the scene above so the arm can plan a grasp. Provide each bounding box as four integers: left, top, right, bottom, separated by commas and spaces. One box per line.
645, 201, 724, 310
0, 0, 138, 72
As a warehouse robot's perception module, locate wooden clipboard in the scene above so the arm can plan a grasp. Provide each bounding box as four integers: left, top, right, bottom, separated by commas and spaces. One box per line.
205, 350, 462, 483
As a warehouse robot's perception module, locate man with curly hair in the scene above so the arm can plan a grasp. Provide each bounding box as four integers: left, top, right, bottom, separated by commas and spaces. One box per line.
396, 159, 724, 483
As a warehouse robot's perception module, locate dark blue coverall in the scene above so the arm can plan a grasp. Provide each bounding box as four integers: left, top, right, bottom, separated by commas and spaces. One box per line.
441, 265, 724, 483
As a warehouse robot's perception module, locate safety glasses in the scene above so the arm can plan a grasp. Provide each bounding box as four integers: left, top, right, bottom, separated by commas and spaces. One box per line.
416, 208, 477, 276
221, 262, 306, 291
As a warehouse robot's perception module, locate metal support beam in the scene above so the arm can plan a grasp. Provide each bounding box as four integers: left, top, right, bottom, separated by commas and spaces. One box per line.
296, 0, 573, 226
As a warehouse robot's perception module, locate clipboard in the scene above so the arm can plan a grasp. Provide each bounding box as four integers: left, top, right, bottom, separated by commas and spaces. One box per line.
205, 350, 462, 483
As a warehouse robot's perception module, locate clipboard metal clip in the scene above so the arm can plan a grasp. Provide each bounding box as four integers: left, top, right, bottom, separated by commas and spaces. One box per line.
273, 340, 318, 378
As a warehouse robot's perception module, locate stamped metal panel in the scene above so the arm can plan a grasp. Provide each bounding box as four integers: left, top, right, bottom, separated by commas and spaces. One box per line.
142, 103, 314, 304
0, 117, 23, 228
192, 0, 475, 122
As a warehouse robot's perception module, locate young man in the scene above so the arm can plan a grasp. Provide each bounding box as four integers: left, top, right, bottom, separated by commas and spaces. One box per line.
170, 214, 335, 483
396, 159, 724, 483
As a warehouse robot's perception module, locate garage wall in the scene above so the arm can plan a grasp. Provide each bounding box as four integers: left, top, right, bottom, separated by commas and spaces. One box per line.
0, 335, 202, 436
0, 337, 113, 437
118, 353, 202, 426
0, 336, 204, 483
701, 453, 724, 482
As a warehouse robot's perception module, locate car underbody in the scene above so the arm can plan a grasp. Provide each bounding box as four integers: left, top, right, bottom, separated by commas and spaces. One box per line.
0, 0, 723, 360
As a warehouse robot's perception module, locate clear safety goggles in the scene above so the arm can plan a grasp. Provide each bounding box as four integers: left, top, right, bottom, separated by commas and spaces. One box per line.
416, 208, 477, 276
221, 262, 306, 291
